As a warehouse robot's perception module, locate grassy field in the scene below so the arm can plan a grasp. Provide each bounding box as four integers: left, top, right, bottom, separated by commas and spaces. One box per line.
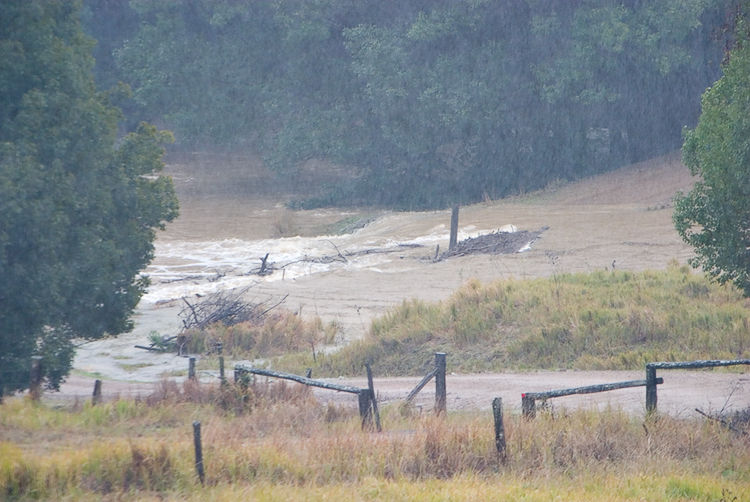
187, 261, 750, 377
2, 379, 749, 501
6, 263, 750, 500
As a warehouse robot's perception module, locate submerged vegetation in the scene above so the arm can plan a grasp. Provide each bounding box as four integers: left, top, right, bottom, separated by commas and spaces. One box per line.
265, 262, 750, 377
1, 381, 749, 501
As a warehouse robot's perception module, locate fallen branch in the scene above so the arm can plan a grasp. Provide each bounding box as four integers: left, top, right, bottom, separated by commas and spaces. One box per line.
180, 286, 283, 330
695, 408, 748, 435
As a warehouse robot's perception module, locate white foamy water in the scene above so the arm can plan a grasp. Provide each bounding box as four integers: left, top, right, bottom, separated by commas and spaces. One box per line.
141, 217, 516, 305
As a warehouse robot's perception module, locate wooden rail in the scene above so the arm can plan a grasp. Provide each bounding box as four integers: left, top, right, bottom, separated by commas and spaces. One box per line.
647, 359, 750, 370
645, 359, 750, 413
234, 365, 363, 394
402, 353, 447, 416
404, 367, 438, 404
522, 377, 663, 418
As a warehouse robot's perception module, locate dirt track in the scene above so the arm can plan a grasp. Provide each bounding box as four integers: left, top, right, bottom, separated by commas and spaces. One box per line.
57, 150, 750, 415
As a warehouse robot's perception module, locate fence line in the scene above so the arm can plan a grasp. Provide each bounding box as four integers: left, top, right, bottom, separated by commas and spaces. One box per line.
402, 353, 447, 415
234, 364, 381, 429
645, 359, 750, 413
521, 377, 663, 418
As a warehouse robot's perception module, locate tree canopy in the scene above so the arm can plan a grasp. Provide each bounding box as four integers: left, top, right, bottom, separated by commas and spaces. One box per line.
108, 0, 723, 209
674, 5, 750, 296
0, 1, 178, 395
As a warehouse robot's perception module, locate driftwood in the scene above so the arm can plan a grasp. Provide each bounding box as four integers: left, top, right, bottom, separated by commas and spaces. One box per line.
439, 227, 548, 260
179, 286, 286, 331
695, 408, 748, 435
135, 335, 178, 352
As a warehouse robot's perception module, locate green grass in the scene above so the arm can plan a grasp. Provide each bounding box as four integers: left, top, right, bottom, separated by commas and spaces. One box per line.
277, 262, 750, 377
119, 362, 156, 373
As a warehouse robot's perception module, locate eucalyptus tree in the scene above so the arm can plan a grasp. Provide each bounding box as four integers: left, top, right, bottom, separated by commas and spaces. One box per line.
0, 1, 178, 395
674, 5, 750, 296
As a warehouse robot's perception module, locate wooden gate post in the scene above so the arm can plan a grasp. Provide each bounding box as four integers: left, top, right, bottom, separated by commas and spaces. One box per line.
193, 421, 205, 485
521, 393, 536, 419
358, 389, 373, 429
29, 356, 43, 401
92, 379, 102, 405
189, 357, 196, 380
435, 352, 447, 415
492, 397, 507, 461
449, 205, 460, 250
645, 365, 658, 414
365, 363, 382, 432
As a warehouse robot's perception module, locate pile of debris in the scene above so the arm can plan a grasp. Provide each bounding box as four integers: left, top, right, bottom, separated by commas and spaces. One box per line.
439, 226, 548, 260
179, 286, 286, 331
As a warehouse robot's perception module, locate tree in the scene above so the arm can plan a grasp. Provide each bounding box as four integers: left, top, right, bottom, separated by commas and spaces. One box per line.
112, 0, 718, 209
674, 8, 750, 296
0, 1, 178, 396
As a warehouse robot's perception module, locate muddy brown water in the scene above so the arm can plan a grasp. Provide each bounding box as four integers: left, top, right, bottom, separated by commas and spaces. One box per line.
52, 150, 749, 415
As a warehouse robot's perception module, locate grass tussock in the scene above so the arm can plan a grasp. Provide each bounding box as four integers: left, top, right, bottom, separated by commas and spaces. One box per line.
1, 392, 749, 501
181, 311, 338, 359
306, 262, 750, 376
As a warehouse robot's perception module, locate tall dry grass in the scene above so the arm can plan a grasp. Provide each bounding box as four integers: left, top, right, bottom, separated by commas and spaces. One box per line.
1, 381, 748, 500
181, 311, 338, 359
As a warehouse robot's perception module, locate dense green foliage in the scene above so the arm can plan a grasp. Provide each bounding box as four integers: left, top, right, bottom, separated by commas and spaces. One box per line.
99, 0, 723, 209
674, 5, 750, 296
276, 265, 750, 376
0, 1, 178, 394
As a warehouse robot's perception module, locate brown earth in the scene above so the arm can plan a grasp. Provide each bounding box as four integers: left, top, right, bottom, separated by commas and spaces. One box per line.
55, 150, 750, 415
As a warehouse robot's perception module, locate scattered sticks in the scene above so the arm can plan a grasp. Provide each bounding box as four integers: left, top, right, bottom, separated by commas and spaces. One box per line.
695, 408, 748, 436
439, 227, 548, 260
179, 286, 286, 331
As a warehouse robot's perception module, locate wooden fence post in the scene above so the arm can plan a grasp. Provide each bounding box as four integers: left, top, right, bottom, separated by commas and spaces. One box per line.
92, 379, 102, 405
435, 352, 447, 415
645, 365, 657, 414
193, 421, 205, 485
358, 390, 373, 429
449, 205, 460, 250
492, 397, 507, 462
366, 363, 382, 432
189, 357, 196, 380
29, 356, 43, 401
522, 394, 536, 419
